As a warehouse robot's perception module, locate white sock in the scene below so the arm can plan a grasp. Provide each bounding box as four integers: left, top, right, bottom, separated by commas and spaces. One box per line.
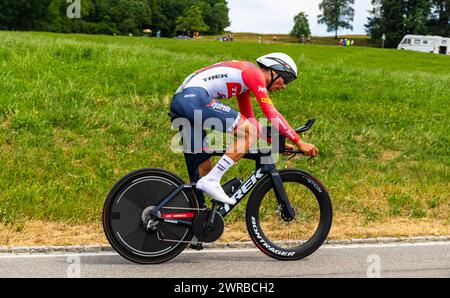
204, 155, 235, 182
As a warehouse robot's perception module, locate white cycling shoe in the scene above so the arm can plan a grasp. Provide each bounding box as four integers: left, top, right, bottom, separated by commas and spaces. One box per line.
196, 177, 237, 205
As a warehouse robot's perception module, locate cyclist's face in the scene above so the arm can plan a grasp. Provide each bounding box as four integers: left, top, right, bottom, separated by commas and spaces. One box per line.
268, 74, 287, 93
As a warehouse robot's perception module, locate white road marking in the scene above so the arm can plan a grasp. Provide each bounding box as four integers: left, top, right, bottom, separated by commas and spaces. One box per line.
0, 252, 118, 259
321, 241, 450, 249
0, 242, 448, 259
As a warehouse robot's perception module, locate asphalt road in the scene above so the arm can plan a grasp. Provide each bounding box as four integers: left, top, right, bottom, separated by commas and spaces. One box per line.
0, 242, 449, 278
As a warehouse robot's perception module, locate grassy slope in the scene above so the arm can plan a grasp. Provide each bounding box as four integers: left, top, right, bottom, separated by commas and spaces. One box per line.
0, 31, 449, 234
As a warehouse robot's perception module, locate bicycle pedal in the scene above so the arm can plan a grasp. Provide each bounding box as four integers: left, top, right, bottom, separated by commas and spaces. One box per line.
189, 243, 204, 251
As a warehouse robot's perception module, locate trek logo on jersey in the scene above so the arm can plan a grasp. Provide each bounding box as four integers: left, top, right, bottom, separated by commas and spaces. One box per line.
261, 97, 273, 105
202, 74, 229, 82
258, 86, 268, 93
184, 94, 196, 98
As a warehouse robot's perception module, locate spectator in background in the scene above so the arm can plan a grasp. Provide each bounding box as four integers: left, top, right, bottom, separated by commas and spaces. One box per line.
300, 35, 305, 44
143, 28, 152, 37
307, 36, 311, 44
272, 35, 277, 42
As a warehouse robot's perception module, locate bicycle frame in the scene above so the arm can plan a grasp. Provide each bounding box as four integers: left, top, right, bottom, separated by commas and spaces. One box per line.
148, 150, 295, 226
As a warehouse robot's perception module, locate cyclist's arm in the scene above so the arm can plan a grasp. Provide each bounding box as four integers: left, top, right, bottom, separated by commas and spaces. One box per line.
236, 91, 273, 143
236, 91, 262, 130
241, 68, 301, 144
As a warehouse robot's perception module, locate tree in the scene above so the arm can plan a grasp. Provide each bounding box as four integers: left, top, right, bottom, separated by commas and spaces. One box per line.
365, 0, 382, 43
149, 0, 168, 35
45, 0, 95, 33
111, 0, 152, 35
366, 0, 404, 47
404, 0, 431, 35
290, 12, 311, 38
318, 0, 355, 38
209, 2, 231, 35
0, 0, 53, 30
200, 0, 230, 35
0, 0, 231, 36
428, 0, 450, 36
366, 0, 433, 48
175, 5, 209, 34
158, 0, 193, 37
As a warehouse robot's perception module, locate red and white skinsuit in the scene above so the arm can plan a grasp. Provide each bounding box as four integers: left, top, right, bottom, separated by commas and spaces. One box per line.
182, 60, 301, 143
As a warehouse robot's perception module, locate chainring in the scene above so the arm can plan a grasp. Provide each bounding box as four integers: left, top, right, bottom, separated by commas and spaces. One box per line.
192, 211, 224, 243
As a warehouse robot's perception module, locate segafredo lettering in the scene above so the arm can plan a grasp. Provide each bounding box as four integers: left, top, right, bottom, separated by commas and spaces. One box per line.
210, 102, 231, 113
231, 169, 265, 200
251, 216, 295, 257
258, 85, 268, 93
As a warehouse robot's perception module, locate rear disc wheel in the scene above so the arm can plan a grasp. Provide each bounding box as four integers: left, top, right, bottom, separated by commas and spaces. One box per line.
102, 168, 198, 264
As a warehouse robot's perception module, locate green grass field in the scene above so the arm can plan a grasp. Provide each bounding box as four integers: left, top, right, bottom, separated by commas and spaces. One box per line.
0, 31, 449, 237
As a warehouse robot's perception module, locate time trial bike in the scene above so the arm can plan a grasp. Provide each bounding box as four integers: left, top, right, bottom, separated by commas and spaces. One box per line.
102, 116, 332, 264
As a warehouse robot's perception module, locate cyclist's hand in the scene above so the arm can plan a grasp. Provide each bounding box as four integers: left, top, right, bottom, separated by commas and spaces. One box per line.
296, 141, 319, 158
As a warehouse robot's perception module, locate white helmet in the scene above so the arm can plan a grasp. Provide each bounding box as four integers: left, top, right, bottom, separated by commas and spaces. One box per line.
256, 52, 298, 86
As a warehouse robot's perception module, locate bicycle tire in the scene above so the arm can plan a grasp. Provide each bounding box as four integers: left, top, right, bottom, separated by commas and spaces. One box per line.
102, 168, 198, 264
246, 169, 332, 261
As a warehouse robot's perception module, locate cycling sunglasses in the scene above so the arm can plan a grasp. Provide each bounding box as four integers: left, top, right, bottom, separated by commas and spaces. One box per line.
276, 71, 296, 85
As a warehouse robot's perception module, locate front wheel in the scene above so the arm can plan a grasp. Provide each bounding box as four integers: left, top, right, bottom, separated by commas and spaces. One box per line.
246, 169, 332, 261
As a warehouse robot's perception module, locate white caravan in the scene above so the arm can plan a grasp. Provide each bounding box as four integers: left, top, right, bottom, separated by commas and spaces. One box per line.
397, 35, 450, 55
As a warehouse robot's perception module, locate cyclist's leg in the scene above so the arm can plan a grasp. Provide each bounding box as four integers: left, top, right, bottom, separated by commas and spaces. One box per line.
199, 118, 258, 174
170, 87, 256, 203
226, 118, 259, 162
196, 106, 259, 203
170, 87, 213, 154
197, 118, 258, 180
198, 159, 213, 177
170, 87, 216, 180
197, 118, 259, 204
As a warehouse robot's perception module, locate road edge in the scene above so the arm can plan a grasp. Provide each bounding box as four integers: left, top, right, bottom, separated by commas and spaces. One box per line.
1, 235, 449, 254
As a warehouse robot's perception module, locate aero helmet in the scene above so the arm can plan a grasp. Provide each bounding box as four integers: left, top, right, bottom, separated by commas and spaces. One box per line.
256, 52, 298, 88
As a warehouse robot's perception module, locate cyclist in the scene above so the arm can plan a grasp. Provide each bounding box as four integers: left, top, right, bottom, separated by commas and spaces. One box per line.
170, 53, 318, 205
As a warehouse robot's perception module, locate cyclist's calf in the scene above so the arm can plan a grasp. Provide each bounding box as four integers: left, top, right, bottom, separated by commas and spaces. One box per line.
198, 159, 213, 177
